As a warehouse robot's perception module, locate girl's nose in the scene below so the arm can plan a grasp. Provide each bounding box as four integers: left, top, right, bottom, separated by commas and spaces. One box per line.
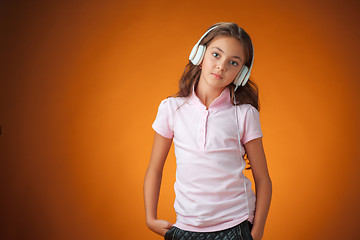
217, 61, 226, 71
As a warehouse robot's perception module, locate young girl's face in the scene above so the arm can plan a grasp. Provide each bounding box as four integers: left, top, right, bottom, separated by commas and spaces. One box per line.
199, 36, 246, 91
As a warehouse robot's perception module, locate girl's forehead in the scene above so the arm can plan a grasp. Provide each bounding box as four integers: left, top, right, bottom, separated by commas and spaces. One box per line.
208, 36, 245, 56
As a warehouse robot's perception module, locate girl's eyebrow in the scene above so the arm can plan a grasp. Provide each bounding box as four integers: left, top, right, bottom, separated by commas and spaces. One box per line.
212, 47, 243, 62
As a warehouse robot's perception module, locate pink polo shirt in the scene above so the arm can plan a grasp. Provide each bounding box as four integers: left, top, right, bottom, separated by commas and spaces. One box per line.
152, 87, 263, 232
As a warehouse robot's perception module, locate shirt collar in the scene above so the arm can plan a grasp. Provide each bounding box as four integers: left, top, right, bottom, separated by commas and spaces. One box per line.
188, 85, 232, 110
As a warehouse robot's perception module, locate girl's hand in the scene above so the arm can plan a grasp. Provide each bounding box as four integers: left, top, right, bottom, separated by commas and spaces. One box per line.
251, 229, 263, 240
146, 219, 173, 236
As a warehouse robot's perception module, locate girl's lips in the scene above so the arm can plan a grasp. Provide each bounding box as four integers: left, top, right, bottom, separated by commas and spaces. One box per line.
212, 73, 223, 79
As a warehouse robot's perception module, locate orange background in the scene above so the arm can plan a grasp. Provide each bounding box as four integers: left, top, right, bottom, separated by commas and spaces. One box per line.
1, 0, 359, 239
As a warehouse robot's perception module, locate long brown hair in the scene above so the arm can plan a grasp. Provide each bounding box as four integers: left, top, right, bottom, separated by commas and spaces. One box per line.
175, 22, 260, 111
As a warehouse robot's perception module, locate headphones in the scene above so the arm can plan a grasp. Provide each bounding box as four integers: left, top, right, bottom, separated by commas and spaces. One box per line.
189, 26, 254, 91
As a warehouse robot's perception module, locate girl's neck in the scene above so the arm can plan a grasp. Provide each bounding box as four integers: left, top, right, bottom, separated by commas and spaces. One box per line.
195, 80, 225, 109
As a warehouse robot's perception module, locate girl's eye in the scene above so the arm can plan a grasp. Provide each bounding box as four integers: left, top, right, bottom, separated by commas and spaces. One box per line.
212, 52, 220, 58
230, 61, 238, 66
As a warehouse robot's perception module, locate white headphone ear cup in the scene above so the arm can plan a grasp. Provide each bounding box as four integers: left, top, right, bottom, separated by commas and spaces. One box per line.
189, 44, 199, 63
192, 45, 206, 65
234, 65, 248, 87
189, 26, 218, 65
241, 72, 251, 86
233, 72, 241, 86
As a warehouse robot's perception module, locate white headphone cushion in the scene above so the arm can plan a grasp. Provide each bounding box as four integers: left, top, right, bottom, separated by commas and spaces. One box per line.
242, 72, 251, 86
234, 65, 248, 86
192, 45, 206, 65
189, 44, 198, 62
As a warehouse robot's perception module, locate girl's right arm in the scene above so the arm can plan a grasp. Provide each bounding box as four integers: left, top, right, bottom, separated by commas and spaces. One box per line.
144, 132, 173, 237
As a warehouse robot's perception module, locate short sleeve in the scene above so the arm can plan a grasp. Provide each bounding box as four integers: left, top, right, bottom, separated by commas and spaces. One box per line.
152, 99, 174, 139
241, 105, 263, 144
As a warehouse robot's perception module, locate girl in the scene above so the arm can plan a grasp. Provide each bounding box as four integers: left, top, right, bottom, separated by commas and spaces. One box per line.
144, 22, 272, 240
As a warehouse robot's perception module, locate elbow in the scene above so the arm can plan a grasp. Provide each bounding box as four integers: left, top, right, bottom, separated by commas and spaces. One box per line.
268, 176, 272, 187
266, 175, 272, 190
266, 177, 273, 199
255, 174, 272, 187
255, 175, 272, 194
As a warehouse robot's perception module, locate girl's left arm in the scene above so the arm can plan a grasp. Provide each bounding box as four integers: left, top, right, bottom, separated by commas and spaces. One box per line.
244, 137, 272, 240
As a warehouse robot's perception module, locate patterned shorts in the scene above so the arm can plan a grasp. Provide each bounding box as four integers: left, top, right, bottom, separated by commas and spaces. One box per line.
164, 220, 253, 240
